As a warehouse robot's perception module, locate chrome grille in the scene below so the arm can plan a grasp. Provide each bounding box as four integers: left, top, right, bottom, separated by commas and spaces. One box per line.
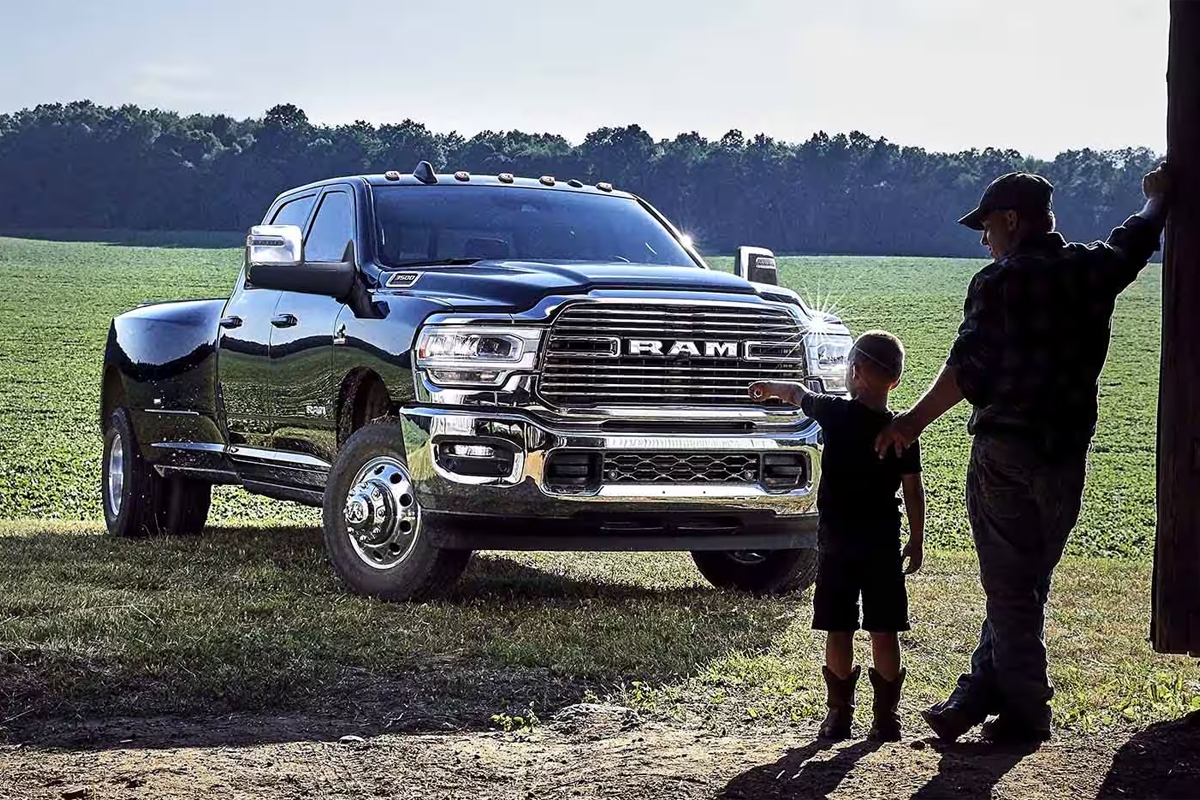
604, 452, 759, 484
539, 302, 806, 407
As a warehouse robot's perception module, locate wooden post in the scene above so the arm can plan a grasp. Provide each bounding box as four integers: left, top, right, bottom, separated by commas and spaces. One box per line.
1152, 0, 1200, 656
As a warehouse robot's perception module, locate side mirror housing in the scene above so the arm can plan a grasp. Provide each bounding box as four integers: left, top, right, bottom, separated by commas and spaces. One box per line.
247, 224, 303, 267
734, 246, 779, 285
245, 225, 356, 298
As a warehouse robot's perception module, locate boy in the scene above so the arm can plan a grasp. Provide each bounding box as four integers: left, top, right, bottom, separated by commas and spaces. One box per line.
750, 330, 925, 741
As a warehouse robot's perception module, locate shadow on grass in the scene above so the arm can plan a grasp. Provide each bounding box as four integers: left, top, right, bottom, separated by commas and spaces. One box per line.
719, 738, 1042, 799
719, 738, 882, 799
909, 740, 1039, 800
0, 523, 795, 749
0, 228, 243, 249
1097, 712, 1200, 799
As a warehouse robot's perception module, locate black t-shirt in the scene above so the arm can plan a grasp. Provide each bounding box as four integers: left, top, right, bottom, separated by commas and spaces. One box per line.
802, 393, 921, 548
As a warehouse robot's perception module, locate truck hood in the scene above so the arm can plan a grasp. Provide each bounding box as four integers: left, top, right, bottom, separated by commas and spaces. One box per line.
380, 260, 805, 311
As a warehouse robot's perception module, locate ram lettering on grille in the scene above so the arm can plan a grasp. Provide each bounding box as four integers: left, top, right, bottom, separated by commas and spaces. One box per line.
625, 339, 740, 358
540, 302, 807, 408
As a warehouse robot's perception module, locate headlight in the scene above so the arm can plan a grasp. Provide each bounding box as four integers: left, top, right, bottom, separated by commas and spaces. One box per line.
805, 334, 853, 393
415, 325, 542, 387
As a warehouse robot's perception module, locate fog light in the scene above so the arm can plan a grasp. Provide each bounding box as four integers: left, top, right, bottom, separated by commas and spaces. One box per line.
436, 442, 514, 478
446, 444, 496, 459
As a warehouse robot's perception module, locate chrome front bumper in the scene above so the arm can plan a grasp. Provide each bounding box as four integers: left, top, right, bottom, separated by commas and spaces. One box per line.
400, 406, 822, 522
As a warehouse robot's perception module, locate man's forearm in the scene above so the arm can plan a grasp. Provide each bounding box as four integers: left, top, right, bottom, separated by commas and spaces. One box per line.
909, 365, 965, 433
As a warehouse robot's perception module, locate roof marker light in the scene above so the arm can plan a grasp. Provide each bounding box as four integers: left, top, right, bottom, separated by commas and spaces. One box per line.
596, 182, 613, 192
567, 179, 583, 188
498, 172, 515, 183
454, 170, 470, 182
384, 170, 401, 181
539, 175, 556, 186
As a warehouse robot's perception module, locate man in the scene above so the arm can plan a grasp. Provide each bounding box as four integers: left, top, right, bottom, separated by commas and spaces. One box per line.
876, 165, 1171, 744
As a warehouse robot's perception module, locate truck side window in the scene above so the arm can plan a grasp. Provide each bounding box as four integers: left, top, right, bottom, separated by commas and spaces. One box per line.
270, 194, 316, 227
305, 191, 354, 263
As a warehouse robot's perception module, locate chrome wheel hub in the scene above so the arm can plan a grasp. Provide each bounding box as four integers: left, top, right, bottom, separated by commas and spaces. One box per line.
727, 550, 767, 565
107, 435, 125, 517
343, 456, 420, 569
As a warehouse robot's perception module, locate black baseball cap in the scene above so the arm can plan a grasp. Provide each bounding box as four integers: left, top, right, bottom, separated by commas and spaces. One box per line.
958, 172, 1054, 230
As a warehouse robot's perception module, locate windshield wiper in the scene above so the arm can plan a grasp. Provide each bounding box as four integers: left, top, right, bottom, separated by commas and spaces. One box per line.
393, 258, 485, 267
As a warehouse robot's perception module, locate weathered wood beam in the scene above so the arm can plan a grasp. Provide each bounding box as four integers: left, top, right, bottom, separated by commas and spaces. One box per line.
1152, 0, 1200, 655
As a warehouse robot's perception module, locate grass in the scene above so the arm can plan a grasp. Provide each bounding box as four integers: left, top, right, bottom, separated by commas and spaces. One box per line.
0, 235, 310, 524
0, 236, 1163, 557
0, 232, 1185, 736
0, 519, 1195, 734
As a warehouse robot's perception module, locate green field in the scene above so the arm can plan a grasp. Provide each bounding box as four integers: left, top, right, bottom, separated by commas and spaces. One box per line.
1, 234, 1192, 737
0, 234, 1162, 557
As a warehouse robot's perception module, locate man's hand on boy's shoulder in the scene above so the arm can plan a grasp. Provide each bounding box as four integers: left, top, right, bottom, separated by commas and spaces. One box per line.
876, 408, 922, 458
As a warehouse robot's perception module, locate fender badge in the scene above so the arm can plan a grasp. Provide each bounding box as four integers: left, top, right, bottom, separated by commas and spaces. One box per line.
385, 271, 422, 289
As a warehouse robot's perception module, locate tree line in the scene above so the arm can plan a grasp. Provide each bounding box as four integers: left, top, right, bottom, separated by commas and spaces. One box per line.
0, 100, 1161, 257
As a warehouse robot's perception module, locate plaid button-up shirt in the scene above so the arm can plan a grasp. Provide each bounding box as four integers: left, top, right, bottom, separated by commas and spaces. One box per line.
946, 215, 1164, 458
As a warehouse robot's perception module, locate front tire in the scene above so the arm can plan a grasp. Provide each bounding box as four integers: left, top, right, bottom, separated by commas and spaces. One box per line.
102, 408, 211, 537
691, 547, 818, 595
322, 419, 471, 601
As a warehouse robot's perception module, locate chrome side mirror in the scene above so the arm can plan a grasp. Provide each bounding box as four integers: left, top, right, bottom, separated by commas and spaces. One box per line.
247, 224, 303, 268
734, 246, 779, 285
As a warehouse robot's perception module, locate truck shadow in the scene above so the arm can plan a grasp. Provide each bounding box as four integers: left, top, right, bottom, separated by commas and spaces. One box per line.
0, 523, 802, 750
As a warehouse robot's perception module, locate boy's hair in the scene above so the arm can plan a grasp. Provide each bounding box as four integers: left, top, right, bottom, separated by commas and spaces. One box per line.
851, 330, 905, 383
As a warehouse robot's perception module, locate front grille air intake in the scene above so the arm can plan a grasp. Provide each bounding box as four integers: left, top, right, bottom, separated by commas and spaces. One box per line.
539, 302, 806, 408
604, 452, 759, 484
600, 450, 809, 488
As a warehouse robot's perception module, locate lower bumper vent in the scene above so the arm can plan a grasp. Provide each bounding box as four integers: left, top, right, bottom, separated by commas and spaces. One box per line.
604, 452, 759, 484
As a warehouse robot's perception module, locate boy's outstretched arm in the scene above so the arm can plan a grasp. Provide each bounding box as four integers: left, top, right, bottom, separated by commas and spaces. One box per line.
748, 380, 811, 406
901, 472, 925, 574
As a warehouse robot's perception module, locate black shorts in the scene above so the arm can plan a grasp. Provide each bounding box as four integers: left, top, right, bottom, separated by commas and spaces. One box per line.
812, 546, 910, 633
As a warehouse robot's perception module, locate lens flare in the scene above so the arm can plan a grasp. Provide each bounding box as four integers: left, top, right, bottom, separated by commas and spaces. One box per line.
801, 285, 858, 335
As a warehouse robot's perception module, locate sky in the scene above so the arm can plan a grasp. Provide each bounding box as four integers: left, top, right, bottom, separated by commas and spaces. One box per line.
0, 0, 1169, 158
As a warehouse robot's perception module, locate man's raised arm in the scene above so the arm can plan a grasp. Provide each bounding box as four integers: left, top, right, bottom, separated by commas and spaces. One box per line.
1104, 163, 1172, 292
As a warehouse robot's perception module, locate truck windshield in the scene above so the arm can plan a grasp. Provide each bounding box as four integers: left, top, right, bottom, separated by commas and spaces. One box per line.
373, 185, 699, 268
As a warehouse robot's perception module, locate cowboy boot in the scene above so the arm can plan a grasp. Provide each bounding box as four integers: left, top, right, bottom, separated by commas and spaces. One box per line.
921, 692, 991, 743
819, 665, 860, 740
868, 667, 906, 742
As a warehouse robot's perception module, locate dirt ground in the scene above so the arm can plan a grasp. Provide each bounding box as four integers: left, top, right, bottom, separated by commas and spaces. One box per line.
3, 707, 1198, 800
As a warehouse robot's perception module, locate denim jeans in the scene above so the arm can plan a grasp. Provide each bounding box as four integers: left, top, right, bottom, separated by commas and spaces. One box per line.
946, 433, 1087, 729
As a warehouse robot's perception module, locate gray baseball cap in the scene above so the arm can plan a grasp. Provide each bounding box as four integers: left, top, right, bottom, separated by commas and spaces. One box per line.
958, 172, 1054, 230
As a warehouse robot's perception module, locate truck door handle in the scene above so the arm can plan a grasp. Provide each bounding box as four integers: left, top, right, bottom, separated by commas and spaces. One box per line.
219, 315, 243, 329
271, 313, 298, 328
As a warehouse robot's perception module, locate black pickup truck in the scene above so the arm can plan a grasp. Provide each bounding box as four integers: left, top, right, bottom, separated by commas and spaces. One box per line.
100, 163, 853, 600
